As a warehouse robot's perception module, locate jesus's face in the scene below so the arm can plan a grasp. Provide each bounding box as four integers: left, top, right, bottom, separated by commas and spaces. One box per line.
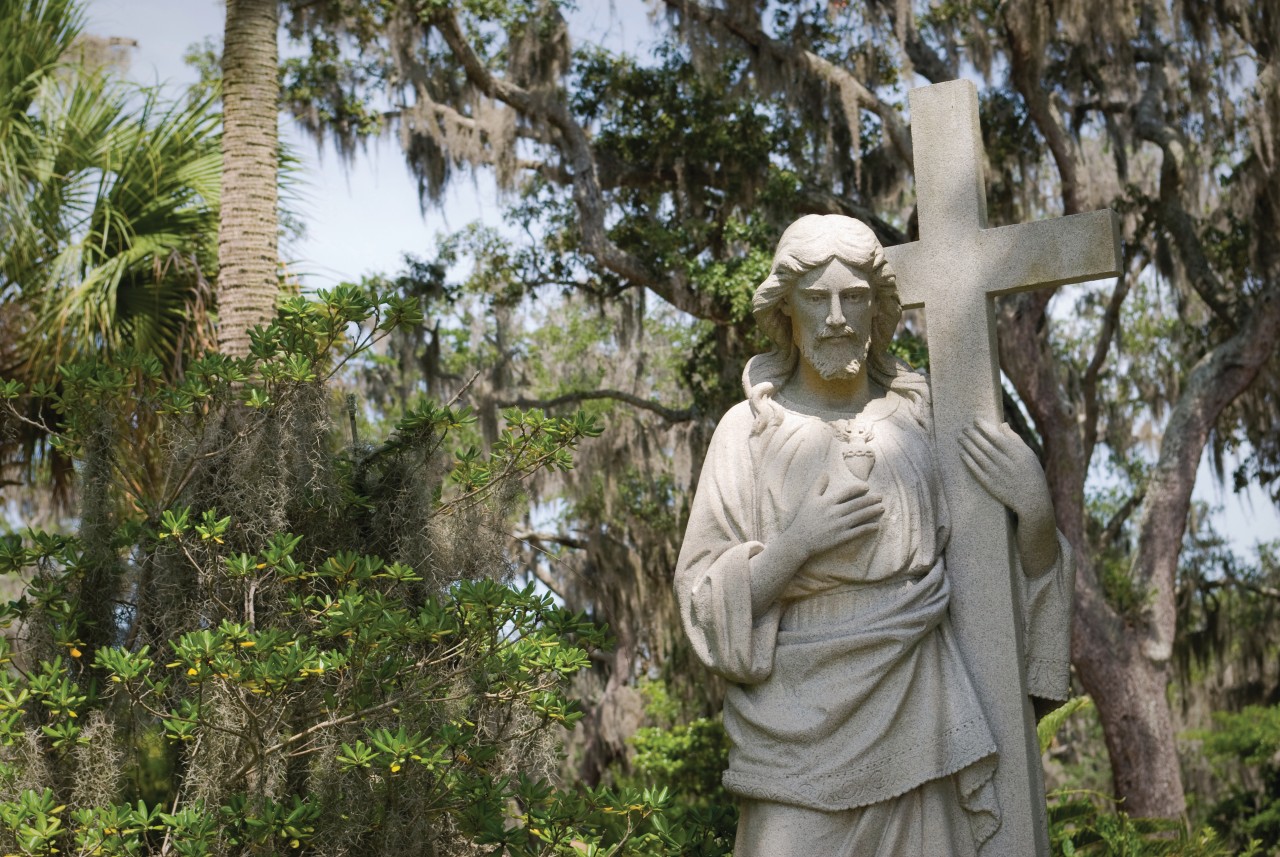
782, 259, 875, 381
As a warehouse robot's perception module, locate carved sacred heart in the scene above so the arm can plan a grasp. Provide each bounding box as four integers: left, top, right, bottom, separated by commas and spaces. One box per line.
842, 436, 875, 481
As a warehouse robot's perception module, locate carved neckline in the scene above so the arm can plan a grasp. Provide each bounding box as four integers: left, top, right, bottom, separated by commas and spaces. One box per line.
772, 384, 900, 426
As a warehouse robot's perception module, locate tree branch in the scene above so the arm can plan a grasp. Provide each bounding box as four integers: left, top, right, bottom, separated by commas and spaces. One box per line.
866, 0, 957, 84
430, 9, 729, 323
1082, 244, 1141, 465
1221, 561, 1280, 600
1101, 491, 1145, 547
1132, 277, 1280, 662
495, 390, 695, 423
527, 562, 567, 601
663, 0, 914, 171
999, 288, 1128, 663
1002, 1, 1085, 216
511, 529, 587, 551
793, 183, 908, 246
1131, 45, 1234, 324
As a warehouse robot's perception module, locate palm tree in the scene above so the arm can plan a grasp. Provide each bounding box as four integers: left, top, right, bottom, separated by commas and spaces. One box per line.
217, 0, 280, 358
0, 0, 222, 484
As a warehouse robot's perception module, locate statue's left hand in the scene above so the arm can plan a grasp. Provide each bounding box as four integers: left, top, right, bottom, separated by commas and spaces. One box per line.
959, 419, 1059, 577
959, 419, 1046, 511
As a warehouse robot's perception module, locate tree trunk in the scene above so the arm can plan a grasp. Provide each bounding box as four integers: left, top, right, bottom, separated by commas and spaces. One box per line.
998, 293, 1191, 818
218, 0, 279, 358
1072, 605, 1186, 818
1003, 266, 1280, 819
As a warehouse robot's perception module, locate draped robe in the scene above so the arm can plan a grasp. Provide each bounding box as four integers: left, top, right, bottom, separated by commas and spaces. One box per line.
674, 369, 1073, 856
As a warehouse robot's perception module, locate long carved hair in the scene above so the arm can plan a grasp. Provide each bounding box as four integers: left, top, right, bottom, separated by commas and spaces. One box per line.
744, 215, 926, 431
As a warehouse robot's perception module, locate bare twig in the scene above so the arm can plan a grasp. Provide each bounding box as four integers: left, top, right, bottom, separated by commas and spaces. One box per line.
1082, 243, 1142, 465
445, 369, 483, 408
1101, 492, 1145, 546
510, 529, 587, 551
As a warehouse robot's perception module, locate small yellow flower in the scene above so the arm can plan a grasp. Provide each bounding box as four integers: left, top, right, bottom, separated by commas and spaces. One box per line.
68, 647, 82, 659
187, 668, 198, 677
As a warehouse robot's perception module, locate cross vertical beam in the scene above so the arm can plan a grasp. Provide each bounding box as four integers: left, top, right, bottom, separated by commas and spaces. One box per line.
883, 80, 1121, 856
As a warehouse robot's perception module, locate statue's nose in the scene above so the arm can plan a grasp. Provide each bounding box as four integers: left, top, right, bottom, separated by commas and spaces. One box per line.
826, 294, 845, 326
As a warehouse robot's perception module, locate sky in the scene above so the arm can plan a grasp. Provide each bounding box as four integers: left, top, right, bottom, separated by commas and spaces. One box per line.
87, 0, 484, 287
82, 0, 1280, 554
84, 0, 655, 288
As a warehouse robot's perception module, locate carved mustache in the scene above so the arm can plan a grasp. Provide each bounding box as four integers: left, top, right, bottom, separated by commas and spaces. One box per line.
816, 326, 857, 340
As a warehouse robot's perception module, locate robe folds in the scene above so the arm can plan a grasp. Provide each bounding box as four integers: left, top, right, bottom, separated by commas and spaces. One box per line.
674, 370, 1074, 855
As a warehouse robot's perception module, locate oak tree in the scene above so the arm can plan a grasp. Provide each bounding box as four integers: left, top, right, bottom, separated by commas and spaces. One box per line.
275, 0, 1279, 819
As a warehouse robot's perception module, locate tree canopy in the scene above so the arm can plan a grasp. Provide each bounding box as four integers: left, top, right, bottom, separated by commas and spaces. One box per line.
272, 0, 1280, 820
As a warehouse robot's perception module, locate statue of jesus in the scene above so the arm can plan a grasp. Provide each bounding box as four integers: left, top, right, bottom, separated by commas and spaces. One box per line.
674, 214, 1074, 856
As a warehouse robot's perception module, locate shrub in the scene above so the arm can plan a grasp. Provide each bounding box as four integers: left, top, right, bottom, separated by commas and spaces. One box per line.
1199, 704, 1280, 853
0, 287, 678, 855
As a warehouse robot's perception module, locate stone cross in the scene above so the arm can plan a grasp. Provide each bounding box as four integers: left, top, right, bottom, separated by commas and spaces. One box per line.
882, 80, 1121, 856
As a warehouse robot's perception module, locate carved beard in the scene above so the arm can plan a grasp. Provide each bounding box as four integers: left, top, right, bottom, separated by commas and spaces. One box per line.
798, 328, 871, 381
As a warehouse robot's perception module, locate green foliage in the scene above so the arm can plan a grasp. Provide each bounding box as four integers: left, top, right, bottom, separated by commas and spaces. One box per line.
0, 283, 705, 854
574, 45, 776, 267
1198, 704, 1280, 851
280, 35, 385, 147
619, 681, 735, 857
629, 682, 727, 801
0, 0, 222, 368
0, 0, 226, 507
889, 326, 929, 372
1047, 796, 1245, 857
1039, 696, 1095, 754
137, 0, 1280, 834
1039, 698, 1259, 857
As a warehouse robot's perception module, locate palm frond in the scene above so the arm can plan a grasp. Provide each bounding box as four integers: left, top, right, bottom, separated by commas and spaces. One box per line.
0, 0, 223, 496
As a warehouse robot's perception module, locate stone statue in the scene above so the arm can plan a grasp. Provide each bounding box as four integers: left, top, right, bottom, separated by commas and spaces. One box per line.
674, 214, 1074, 856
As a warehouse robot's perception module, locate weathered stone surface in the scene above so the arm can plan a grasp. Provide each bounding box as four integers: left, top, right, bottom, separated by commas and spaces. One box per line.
674, 79, 1121, 855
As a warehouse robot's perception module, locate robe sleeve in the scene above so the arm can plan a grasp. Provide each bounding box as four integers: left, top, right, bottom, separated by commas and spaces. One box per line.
1019, 529, 1076, 702
930, 403, 1074, 701
924, 365, 1074, 703
674, 403, 782, 685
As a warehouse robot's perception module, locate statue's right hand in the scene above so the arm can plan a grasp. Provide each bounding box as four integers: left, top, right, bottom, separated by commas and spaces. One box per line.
748, 472, 884, 618
783, 471, 884, 559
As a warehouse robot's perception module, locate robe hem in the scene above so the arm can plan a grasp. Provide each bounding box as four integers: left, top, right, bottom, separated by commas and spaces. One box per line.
721, 714, 997, 812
